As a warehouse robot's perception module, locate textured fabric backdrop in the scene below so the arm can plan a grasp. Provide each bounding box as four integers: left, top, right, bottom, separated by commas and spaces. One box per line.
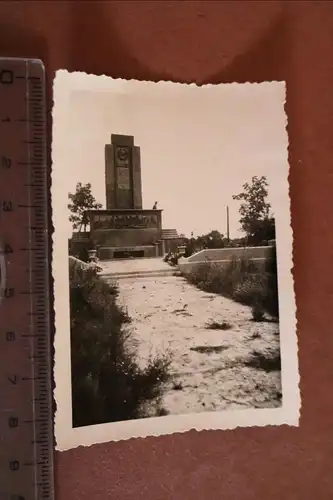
1, 1, 332, 499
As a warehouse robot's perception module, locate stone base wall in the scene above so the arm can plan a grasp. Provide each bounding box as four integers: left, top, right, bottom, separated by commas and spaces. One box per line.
92, 228, 161, 248
178, 245, 275, 276
98, 245, 159, 260
88, 208, 163, 250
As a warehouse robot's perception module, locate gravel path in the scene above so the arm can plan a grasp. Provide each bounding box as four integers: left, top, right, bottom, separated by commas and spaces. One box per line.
114, 273, 282, 416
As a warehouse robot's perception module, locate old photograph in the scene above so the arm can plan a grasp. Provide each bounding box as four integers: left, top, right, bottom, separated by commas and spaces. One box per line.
52, 72, 299, 451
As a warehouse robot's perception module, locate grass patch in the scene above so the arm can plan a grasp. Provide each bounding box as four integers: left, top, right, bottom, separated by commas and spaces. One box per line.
244, 349, 281, 372
69, 261, 172, 428
251, 305, 265, 322
190, 345, 229, 354
184, 246, 279, 321
172, 381, 184, 391
205, 320, 232, 330
156, 407, 169, 417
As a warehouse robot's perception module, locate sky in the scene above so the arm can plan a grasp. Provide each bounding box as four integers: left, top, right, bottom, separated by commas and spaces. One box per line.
52, 75, 289, 240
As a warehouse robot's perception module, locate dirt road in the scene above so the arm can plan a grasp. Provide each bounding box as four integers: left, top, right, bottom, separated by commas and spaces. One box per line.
108, 269, 282, 416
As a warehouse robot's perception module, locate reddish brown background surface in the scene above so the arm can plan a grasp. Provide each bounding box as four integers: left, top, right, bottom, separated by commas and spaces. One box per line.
1, 1, 333, 499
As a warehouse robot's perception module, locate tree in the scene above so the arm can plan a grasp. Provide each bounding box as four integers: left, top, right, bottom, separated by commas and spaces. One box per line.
196, 230, 226, 249
248, 216, 275, 246
184, 230, 227, 257
232, 176, 275, 246
68, 182, 102, 232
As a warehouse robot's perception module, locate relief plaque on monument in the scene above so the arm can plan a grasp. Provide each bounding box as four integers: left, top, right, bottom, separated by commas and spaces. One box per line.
93, 213, 158, 230
114, 145, 132, 207
117, 167, 131, 189
115, 146, 130, 167
105, 135, 143, 210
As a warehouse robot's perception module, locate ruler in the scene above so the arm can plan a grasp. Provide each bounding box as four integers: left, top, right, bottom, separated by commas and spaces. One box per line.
0, 59, 54, 500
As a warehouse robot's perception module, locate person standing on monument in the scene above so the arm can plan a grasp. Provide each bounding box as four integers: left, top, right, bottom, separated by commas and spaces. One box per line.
153, 201, 158, 210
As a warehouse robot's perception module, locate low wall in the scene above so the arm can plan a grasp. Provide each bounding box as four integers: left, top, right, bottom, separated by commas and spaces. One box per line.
69, 237, 94, 262
178, 246, 274, 276
185, 246, 273, 263
68, 256, 97, 284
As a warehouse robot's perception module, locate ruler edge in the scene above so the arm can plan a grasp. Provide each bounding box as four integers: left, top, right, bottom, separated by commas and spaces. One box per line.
0, 56, 55, 500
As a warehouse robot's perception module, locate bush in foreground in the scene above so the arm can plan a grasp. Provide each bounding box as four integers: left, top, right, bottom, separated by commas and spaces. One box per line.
184, 247, 279, 320
70, 265, 172, 427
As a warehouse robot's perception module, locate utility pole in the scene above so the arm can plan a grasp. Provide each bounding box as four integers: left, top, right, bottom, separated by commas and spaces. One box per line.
226, 205, 230, 241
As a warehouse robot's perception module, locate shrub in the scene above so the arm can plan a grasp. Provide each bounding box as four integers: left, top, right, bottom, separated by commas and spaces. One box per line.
184, 249, 279, 320
244, 349, 281, 372
232, 273, 267, 307
156, 407, 169, 417
169, 253, 180, 266
263, 246, 279, 318
70, 265, 172, 427
186, 261, 211, 288
172, 381, 184, 391
205, 320, 232, 330
251, 304, 265, 322
164, 251, 181, 266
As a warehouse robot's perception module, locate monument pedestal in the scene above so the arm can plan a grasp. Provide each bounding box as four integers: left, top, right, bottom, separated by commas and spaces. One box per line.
88, 208, 164, 260
85, 134, 181, 261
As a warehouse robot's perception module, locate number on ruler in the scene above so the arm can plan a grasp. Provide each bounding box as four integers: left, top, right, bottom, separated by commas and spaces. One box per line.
1, 200, 13, 211
0, 243, 13, 255
1, 156, 12, 168
8, 416, 19, 428
8, 374, 18, 385
3, 243, 13, 254
3, 287, 15, 298
0, 69, 14, 85
9, 460, 20, 471
5, 330, 16, 341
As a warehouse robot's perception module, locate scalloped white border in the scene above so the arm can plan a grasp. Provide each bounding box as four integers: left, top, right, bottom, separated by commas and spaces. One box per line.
52, 71, 300, 452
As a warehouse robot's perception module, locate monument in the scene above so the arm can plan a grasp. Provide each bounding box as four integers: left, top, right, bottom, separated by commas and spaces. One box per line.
87, 134, 182, 260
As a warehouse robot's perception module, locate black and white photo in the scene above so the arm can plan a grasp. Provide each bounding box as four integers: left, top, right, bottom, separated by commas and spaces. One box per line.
52, 72, 299, 451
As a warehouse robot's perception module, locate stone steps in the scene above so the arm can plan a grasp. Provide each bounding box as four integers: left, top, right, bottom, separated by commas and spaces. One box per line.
161, 228, 179, 239
100, 268, 181, 281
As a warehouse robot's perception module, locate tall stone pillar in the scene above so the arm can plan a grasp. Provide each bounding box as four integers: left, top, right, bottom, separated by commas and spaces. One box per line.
105, 144, 116, 209
104, 134, 143, 210
132, 146, 143, 209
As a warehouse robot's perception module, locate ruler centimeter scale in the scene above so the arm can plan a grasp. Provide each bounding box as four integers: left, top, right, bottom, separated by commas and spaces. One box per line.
0, 59, 54, 500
